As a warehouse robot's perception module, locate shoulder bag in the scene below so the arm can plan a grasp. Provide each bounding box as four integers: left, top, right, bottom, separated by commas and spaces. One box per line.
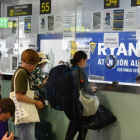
77, 68, 99, 116
10, 69, 40, 125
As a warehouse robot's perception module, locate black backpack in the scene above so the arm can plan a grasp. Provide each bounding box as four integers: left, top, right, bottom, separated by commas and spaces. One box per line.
46, 65, 78, 111
81, 105, 117, 130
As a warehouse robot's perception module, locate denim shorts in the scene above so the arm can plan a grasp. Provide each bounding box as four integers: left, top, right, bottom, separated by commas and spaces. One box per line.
16, 122, 36, 140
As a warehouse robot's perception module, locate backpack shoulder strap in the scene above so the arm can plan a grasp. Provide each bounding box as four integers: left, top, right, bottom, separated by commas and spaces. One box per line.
77, 67, 81, 90
71, 66, 82, 90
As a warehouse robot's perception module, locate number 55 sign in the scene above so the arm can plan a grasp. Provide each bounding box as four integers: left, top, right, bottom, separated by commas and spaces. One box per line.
40, 0, 51, 14
104, 0, 119, 9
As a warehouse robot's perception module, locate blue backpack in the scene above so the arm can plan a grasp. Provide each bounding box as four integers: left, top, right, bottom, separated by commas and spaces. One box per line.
46, 65, 79, 111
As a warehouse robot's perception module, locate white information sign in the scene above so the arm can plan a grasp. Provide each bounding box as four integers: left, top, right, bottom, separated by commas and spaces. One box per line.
92, 11, 102, 30
124, 9, 135, 31
54, 15, 62, 32
136, 30, 140, 57
62, 13, 75, 50
136, 29, 140, 40
63, 13, 75, 38
104, 33, 119, 48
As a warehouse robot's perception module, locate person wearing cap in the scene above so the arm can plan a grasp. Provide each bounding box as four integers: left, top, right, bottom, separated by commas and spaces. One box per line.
30, 52, 50, 91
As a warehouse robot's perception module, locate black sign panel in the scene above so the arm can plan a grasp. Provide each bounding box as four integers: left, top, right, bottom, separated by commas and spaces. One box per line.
104, 0, 119, 9
131, 0, 140, 6
40, 0, 51, 14
7, 4, 32, 17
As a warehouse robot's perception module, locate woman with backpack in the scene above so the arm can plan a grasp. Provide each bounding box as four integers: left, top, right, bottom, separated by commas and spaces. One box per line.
65, 50, 96, 140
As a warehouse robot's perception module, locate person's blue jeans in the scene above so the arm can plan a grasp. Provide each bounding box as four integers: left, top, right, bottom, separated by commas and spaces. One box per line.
16, 122, 36, 140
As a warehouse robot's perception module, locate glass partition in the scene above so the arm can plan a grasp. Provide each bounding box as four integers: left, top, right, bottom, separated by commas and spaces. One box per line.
75, 0, 140, 85
0, 0, 140, 86
0, 16, 19, 74
0, 0, 77, 76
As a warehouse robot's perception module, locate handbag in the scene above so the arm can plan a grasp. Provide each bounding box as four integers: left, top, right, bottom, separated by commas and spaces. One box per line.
10, 69, 40, 125
79, 89, 99, 116
77, 68, 99, 116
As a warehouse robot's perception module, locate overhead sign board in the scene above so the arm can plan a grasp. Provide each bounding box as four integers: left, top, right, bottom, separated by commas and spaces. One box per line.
7, 4, 32, 17
104, 0, 119, 9
40, 0, 51, 14
131, 0, 140, 6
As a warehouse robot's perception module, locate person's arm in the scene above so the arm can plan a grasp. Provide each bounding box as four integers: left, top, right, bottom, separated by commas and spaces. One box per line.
37, 76, 49, 88
16, 92, 44, 109
91, 86, 97, 92
81, 68, 94, 94
32, 68, 48, 89
2, 132, 14, 140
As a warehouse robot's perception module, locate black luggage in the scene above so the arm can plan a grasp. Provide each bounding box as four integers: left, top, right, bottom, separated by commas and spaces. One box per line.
35, 120, 53, 140
81, 105, 117, 130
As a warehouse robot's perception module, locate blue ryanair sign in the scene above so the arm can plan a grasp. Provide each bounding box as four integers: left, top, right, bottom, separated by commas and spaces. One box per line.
76, 31, 139, 83
38, 31, 139, 84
